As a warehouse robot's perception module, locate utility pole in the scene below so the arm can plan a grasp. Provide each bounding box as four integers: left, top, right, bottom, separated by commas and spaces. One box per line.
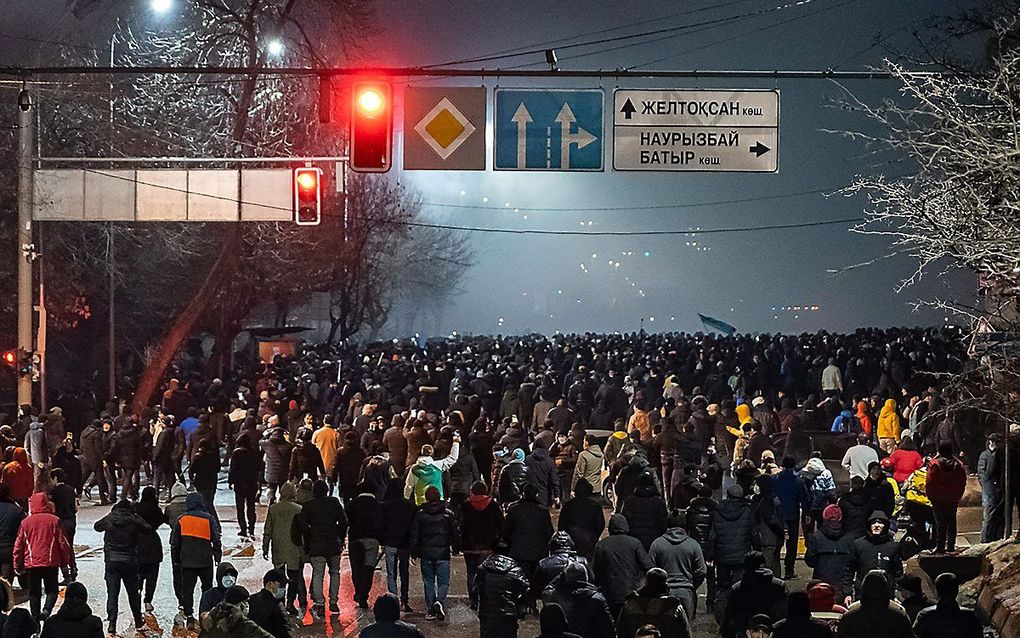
16, 88, 35, 407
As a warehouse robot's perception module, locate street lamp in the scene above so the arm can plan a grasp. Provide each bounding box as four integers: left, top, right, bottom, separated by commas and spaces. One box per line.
266, 38, 284, 58
151, 0, 173, 15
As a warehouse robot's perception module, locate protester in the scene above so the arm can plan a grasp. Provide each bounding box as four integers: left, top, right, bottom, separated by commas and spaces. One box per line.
199, 562, 239, 614
38, 581, 104, 638
94, 499, 150, 634
926, 443, 967, 554
0, 485, 25, 583
648, 511, 705, 621
837, 570, 913, 638
771, 591, 833, 638
361, 592, 426, 638
228, 435, 261, 539
844, 511, 903, 604
170, 492, 222, 629
247, 569, 291, 638
572, 435, 605, 497
977, 433, 1005, 542
409, 485, 459, 621
503, 483, 555, 597
709, 484, 755, 609
292, 479, 348, 618
262, 481, 307, 616
913, 572, 982, 638
461, 480, 503, 610
545, 562, 615, 638
616, 568, 691, 638
896, 575, 931, 623
14, 492, 70, 621
804, 504, 854, 599
719, 552, 788, 638
135, 486, 168, 613
198, 586, 273, 638
841, 434, 879, 481
48, 468, 77, 585
381, 478, 416, 613
534, 603, 583, 638
876, 399, 901, 454
475, 541, 530, 638
346, 484, 383, 608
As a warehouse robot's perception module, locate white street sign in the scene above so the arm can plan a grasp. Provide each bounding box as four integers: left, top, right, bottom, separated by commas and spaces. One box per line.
613, 89, 779, 172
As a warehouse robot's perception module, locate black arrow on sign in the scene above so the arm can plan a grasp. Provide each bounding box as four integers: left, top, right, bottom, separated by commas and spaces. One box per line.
620, 98, 636, 119
749, 141, 771, 157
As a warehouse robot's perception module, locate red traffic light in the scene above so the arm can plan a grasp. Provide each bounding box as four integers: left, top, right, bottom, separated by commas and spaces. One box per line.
350, 81, 392, 173
293, 167, 322, 226
2, 351, 14, 367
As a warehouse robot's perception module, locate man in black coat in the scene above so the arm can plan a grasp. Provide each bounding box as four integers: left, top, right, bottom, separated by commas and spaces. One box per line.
720, 552, 787, 638
526, 439, 561, 508
546, 562, 615, 638
80, 419, 109, 504
804, 504, 854, 600
532, 532, 588, 600
94, 499, 151, 635
616, 568, 691, 638
346, 487, 382, 608
293, 479, 349, 617
844, 510, 903, 605
460, 481, 503, 610
621, 474, 668, 551
361, 593, 426, 638
380, 478, 416, 613
503, 483, 555, 592
557, 479, 605, 561
248, 569, 291, 638
475, 542, 529, 638
591, 514, 653, 619
109, 420, 146, 500
228, 436, 261, 538
409, 486, 459, 621
708, 484, 756, 610
913, 573, 983, 638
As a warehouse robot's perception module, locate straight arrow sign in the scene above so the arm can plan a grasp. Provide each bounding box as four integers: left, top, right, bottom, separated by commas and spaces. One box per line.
620, 98, 636, 119
511, 103, 532, 169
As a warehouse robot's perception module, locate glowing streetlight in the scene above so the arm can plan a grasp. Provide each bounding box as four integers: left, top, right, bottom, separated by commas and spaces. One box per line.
151, 0, 173, 14
266, 38, 285, 58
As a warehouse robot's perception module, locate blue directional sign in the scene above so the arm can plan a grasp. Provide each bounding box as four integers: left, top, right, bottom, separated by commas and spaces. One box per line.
494, 89, 604, 171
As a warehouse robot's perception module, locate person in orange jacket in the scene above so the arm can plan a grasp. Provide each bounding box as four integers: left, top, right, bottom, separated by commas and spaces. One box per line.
2, 449, 34, 510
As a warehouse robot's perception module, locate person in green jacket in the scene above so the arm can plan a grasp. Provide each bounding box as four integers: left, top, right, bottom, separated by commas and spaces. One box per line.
261, 481, 306, 616
198, 586, 272, 638
403, 435, 461, 505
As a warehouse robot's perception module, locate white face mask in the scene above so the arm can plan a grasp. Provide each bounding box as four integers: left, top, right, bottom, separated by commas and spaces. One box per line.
273, 585, 286, 600
221, 575, 236, 588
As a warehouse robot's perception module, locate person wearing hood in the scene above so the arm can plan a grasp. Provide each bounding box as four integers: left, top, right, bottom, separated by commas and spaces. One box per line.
534, 603, 583, 638
499, 447, 530, 505
526, 438, 561, 508
836, 570, 912, 638
135, 486, 168, 613
460, 481, 503, 610
830, 408, 859, 435
361, 592, 426, 638
289, 430, 325, 482
895, 575, 931, 623
380, 478, 416, 613
546, 562, 615, 638
838, 477, 873, 540
14, 492, 70, 621
876, 399, 901, 454
171, 492, 222, 628
648, 512, 706, 621
750, 474, 785, 578
292, 479, 348, 618
346, 484, 383, 608
504, 483, 555, 598
189, 440, 221, 520
591, 513, 652, 619
164, 482, 190, 620
80, 420, 110, 504
409, 486, 459, 621
259, 426, 292, 505
841, 433, 879, 482
844, 511, 903, 605
617, 568, 691, 638
403, 434, 461, 506
229, 435, 261, 540
771, 591, 833, 638
804, 505, 854, 599
913, 572, 982, 638
24, 416, 48, 483
198, 586, 273, 638
262, 481, 306, 616
709, 484, 756, 608
199, 562, 239, 614
557, 479, 605, 560
533, 532, 588, 600
152, 415, 184, 500
720, 551, 787, 638
622, 473, 668, 551
572, 435, 604, 498
475, 541, 530, 638
2, 448, 33, 509
38, 581, 104, 638
334, 431, 367, 503
94, 499, 151, 634
925, 442, 967, 554
800, 455, 837, 533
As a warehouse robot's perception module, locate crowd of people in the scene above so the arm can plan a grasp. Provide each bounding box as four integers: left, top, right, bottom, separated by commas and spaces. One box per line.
0, 328, 999, 638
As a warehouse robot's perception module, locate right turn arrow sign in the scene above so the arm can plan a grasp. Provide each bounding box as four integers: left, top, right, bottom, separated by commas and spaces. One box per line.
749, 141, 771, 157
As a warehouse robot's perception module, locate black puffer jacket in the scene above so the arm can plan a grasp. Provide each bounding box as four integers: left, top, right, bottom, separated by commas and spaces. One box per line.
709, 496, 755, 567
622, 482, 668, 551
135, 494, 168, 564
804, 522, 854, 597
409, 500, 459, 561
838, 489, 872, 540
526, 447, 561, 507
546, 574, 616, 638
475, 553, 530, 620
227, 445, 261, 493
504, 496, 555, 563
294, 495, 349, 557
845, 519, 903, 596
685, 495, 717, 553
721, 567, 788, 638
591, 514, 653, 608
94, 502, 150, 564
557, 481, 606, 559
533, 532, 589, 598
498, 459, 529, 503
380, 482, 417, 550
0, 500, 26, 549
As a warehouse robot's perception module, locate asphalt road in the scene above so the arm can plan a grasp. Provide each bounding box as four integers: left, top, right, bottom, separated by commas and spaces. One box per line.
15, 473, 994, 638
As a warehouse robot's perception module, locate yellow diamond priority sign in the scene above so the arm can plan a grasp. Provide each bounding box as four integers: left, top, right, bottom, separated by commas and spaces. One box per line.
404, 87, 486, 170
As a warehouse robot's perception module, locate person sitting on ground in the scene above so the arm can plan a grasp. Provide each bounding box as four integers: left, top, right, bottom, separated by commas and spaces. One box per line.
360, 593, 426, 638
912, 573, 982, 638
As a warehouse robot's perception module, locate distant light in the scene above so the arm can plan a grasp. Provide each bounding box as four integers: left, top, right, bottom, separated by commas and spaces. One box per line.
774, 315, 779, 319
266, 38, 285, 58
522, 215, 528, 220
575, 298, 581, 304
557, 289, 562, 294
794, 314, 799, 319
591, 253, 597, 259
649, 316, 655, 322
643, 251, 651, 257
151, 0, 172, 14
459, 190, 466, 196
482, 196, 488, 203
771, 306, 777, 312
513, 208, 519, 212
587, 220, 593, 226
670, 316, 676, 321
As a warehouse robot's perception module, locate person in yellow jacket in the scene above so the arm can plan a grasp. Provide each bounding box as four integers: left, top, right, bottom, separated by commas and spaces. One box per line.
729, 403, 754, 439
877, 398, 901, 454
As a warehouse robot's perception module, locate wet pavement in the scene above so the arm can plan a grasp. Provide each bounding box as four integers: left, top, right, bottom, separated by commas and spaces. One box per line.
11, 470, 993, 638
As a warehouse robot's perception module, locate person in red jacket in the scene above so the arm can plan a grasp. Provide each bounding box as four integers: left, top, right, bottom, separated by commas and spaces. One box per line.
2, 449, 34, 510
885, 438, 923, 485
13, 492, 71, 620
925, 443, 967, 554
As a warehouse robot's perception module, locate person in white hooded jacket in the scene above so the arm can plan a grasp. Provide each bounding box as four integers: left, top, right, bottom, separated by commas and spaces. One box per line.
801, 455, 837, 533
404, 438, 460, 505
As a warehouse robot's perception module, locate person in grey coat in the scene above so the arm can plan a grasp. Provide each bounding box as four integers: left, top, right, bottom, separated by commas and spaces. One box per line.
648, 512, 706, 621
25, 418, 48, 482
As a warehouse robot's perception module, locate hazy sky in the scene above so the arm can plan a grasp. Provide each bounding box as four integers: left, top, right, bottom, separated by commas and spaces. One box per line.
2, 0, 980, 337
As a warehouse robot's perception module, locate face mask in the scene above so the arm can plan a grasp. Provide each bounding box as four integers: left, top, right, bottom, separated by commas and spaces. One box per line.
273, 585, 285, 600
221, 575, 236, 588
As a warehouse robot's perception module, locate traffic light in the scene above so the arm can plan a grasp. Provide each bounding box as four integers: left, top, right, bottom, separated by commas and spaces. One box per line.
293, 167, 322, 226
1, 350, 14, 368
350, 81, 392, 173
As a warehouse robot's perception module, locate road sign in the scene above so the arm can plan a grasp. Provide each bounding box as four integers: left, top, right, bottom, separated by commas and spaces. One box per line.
613, 89, 779, 172
494, 89, 603, 171
404, 87, 486, 170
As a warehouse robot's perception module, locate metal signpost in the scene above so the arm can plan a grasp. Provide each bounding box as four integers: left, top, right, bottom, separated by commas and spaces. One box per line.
612, 89, 779, 172
494, 88, 603, 171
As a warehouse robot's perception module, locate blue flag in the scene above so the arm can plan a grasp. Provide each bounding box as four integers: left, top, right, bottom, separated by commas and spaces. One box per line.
698, 313, 736, 336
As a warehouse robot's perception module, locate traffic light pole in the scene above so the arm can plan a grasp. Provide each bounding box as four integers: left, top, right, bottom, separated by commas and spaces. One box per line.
16, 88, 35, 407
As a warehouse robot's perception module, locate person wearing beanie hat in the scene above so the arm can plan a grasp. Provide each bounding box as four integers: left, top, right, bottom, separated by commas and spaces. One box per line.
895, 574, 931, 623
843, 511, 903, 606
409, 486, 459, 621
361, 593, 425, 638
617, 568, 692, 638
710, 481, 755, 608
37, 581, 105, 638
199, 586, 274, 638
805, 503, 854, 599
